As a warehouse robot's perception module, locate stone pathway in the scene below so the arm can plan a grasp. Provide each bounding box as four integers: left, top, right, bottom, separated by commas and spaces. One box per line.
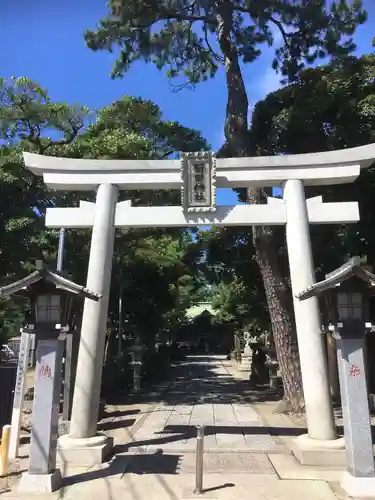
3, 355, 344, 500
126, 355, 284, 455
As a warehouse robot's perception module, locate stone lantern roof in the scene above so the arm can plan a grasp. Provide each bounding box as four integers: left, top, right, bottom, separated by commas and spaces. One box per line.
296, 256, 375, 301
0, 260, 100, 301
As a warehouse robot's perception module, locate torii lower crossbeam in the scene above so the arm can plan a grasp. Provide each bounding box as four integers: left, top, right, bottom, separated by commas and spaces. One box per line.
45, 197, 359, 228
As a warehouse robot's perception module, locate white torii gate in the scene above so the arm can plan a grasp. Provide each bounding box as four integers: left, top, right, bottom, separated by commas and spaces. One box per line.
23, 144, 375, 466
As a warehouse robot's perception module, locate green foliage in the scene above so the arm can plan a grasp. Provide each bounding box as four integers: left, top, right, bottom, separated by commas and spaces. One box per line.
251, 54, 375, 155
59, 95, 206, 160
0, 296, 26, 343
0, 77, 89, 276
0, 77, 208, 350
251, 54, 375, 273
0, 146, 43, 275
198, 227, 270, 333
85, 0, 366, 84
0, 77, 88, 151
0, 77, 88, 336
108, 232, 203, 345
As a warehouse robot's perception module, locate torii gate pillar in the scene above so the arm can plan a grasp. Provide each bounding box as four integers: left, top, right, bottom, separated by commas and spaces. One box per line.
284, 179, 336, 440
58, 184, 118, 464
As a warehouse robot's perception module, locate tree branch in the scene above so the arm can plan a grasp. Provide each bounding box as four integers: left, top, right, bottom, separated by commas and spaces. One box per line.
228, 3, 293, 51
25, 123, 84, 154
203, 21, 224, 62
129, 10, 215, 29
267, 15, 293, 50
158, 149, 176, 158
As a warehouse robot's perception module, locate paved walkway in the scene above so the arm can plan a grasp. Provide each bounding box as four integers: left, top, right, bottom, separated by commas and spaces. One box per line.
4, 355, 344, 500
125, 355, 283, 454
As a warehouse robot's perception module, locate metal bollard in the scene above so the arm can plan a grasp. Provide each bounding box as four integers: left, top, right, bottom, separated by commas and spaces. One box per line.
0, 425, 11, 477
194, 425, 204, 495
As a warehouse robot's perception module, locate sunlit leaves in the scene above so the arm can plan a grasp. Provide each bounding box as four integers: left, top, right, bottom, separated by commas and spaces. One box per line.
0, 77, 88, 148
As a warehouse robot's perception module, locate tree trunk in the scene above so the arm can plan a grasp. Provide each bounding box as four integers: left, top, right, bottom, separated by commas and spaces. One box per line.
216, 1, 304, 411
248, 189, 304, 411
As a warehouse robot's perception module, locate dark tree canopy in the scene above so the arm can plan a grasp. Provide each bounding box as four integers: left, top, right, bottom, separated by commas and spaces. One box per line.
251, 54, 375, 156
250, 53, 375, 273
85, 0, 366, 85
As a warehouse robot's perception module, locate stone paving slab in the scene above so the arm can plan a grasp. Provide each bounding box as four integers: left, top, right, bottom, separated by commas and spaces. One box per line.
215, 433, 247, 449
144, 410, 173, 428
231, 403, 261, 423
131, 448, 288, 455
267, 453, 344, 482
180, 453, 276, 474
186, 436, 219, 449
166, 413, 191, 426
242, 437, 281, 454
0, 458, 341, 500
34, 474, 339, 500
173, 405, 194, 415
134, 412, 281, 452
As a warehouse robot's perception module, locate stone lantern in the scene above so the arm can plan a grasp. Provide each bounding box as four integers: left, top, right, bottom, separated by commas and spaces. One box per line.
0, 260, 100, 493
264, 349, 279, 389
240, 331, 252, 373
296, 256, 375, 498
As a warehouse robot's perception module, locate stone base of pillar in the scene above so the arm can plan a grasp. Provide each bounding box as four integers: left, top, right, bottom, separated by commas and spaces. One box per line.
57, 433, 113, 468
341, 471, 375, 497
19, 469, 62, 493
290, 434, 346, 467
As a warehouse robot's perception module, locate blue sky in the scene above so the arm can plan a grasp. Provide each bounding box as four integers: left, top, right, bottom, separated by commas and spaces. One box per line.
2, 0, 375, 206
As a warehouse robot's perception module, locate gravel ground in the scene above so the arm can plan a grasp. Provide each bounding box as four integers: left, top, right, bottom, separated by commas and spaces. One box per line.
287, 404, 375, 431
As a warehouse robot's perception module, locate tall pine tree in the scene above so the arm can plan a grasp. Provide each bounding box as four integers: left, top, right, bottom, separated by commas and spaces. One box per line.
84, 0, 367, 410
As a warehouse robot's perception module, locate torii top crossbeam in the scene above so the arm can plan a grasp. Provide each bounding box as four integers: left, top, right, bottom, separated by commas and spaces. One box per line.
23, 143, 375, 191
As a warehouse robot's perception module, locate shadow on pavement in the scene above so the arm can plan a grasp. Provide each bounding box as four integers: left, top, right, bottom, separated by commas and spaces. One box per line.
203, 482, 235, 493
62, 450, 182, 488
98, 417, 136, 432
112, 355, 283, 407
125, 450, 182, 474
113, 424, 306, 454
62, 451, 235, 500
103, 408, 141, 419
